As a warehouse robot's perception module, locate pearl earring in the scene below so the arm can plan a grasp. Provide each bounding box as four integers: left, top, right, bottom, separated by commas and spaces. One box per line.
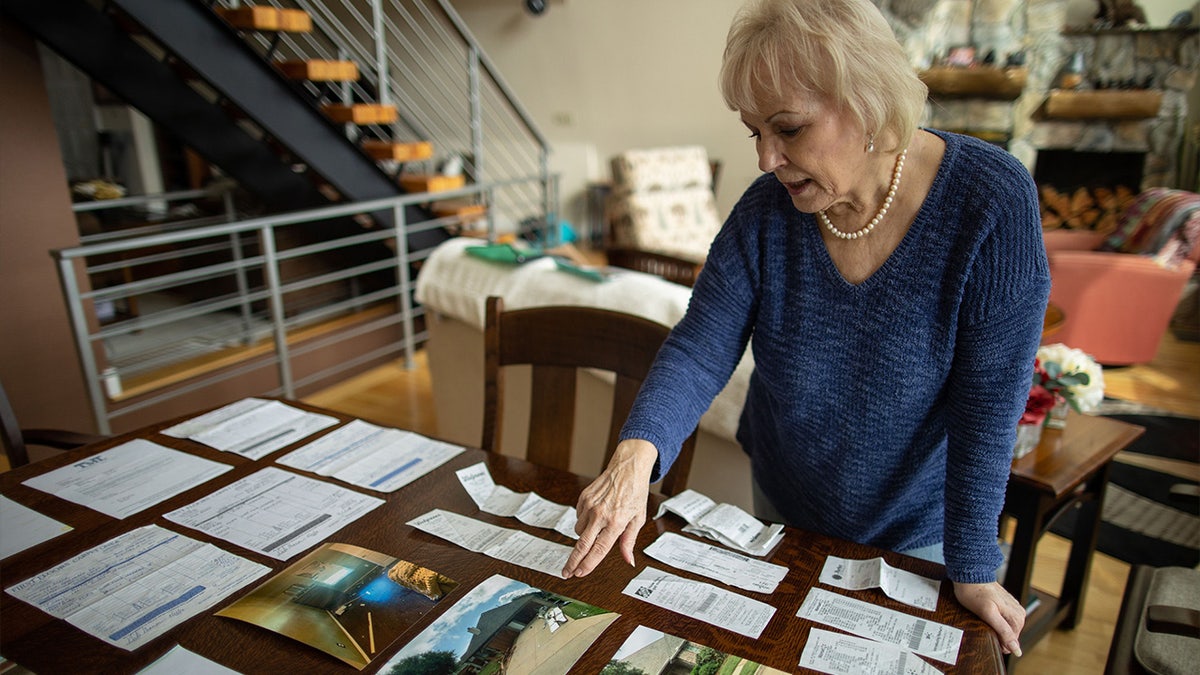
866, 137, 876, 153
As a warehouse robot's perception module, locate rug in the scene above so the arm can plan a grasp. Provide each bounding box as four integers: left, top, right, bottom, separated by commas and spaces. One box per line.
1048, 408, 1200, 568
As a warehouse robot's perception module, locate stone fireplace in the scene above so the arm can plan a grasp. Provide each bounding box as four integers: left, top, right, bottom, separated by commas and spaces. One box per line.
879, 0, 1199, 212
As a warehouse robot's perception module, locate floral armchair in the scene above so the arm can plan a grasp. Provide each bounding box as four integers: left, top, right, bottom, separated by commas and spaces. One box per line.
604, 146, 722, 286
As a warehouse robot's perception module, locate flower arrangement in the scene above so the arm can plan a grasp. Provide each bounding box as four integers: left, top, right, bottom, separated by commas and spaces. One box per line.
1033, 343, 1105, 414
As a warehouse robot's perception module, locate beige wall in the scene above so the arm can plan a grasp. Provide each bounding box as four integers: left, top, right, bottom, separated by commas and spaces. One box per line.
0, 21, 96, 437
450, 0, 755, 223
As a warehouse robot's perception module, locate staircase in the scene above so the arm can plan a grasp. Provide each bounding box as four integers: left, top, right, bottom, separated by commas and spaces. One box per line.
2, 0, 556, 434
2, 0, 552, 242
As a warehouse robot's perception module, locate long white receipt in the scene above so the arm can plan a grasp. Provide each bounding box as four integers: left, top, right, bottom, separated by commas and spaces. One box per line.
799, 627, 944, 675
622, 566, 775, 639
797, 587, 962, 664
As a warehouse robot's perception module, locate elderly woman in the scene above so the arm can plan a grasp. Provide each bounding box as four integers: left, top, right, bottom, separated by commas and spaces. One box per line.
562, 0, 1048, 656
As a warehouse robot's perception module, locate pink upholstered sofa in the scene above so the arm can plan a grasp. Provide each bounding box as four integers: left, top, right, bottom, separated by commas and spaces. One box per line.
1043, 189, 1199, 366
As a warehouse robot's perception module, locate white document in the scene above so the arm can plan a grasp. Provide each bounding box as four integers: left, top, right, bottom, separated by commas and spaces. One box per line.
137, 645, 242, 674
407, 508, 571, 578
799, 627, 944, 675
162, 398, 338, 459
643, 532, 788, 594
164, 467, 383, 560
21, 439, 232, 519
455, 462, 578, 539
797, 588, 962, 665
654, 489, 784, 556
5, 525, 268, 651
819, 556, 941, 611
622, 566, 776, 639
0, 496, 73, 559
278, 419, 464, 492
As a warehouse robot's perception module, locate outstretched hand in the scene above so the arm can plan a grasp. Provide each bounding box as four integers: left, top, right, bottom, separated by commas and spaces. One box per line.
953, 581, 1025, 657
561, 439, 658, 578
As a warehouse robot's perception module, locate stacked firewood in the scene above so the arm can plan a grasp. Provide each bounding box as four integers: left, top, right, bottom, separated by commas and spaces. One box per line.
1039, 184, 1135, 233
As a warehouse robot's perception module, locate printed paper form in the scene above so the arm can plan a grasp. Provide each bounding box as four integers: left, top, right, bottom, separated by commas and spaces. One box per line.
819, 556, 941, 611
455, 462, 578, 539
643, 532, 788, 594
278, 419, 464, 492
621, 566, 776, 639
4, 525, 268, 651
21, 439, 232, 519
0, 495, 73, 559
164, 467, 383, 560
797, 587, 962, 665
162, 398, 338, 460
407, 509, 571, 578
654, 489, 784, 556
799, 627, 944, 675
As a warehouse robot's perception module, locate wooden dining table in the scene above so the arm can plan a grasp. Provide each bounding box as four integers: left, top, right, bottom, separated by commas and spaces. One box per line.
0, 401, 1005, 673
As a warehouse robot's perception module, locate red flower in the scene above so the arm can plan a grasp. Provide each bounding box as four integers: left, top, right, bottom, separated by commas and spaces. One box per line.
1021, 384, 1056, 426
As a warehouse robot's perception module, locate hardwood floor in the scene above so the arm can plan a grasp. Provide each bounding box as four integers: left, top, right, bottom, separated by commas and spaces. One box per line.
298, 332, 1200, 674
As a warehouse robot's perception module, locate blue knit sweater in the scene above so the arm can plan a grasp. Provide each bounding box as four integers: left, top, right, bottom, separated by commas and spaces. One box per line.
620, 130, 1050, 583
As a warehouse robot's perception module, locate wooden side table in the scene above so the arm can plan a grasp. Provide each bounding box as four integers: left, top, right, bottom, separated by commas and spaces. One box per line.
1002, 411, 1145, 672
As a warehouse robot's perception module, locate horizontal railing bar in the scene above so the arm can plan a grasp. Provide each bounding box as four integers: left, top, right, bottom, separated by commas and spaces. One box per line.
79, 214, 235, 245
54, 176, 547, 260
92, 291, 271, 341
107, 354, 284, 420
71, 185, 232, 212
85, 240, 235, 275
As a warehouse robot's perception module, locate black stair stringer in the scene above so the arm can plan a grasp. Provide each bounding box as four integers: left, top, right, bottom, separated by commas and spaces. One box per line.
1, 0, 326, 213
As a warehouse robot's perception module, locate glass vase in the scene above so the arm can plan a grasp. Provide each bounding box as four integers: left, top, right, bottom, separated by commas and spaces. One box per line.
1013, 422, 1042, 459
1046, 397, 1070, 429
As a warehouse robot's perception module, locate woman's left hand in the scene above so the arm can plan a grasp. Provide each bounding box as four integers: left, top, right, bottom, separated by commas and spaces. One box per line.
953, 581, 1025, 656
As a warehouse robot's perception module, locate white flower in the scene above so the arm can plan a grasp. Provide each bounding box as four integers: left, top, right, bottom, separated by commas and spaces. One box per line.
1036, 343, 1105, 413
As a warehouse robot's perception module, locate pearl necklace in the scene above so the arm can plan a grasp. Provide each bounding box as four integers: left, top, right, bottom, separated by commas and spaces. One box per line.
818, 148, 907, 240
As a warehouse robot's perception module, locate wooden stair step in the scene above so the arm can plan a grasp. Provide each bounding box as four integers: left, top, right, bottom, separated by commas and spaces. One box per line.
216, 7, 312, 32
278, 60, 358, 82
432, 200, 487, 222
399, 174, 466, 193
361, 139, 434, 161
321, 104, 398, 125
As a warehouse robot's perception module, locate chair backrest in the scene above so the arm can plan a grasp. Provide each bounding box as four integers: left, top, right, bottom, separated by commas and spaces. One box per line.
0, 380, 31, 468
482, 296, 697, 496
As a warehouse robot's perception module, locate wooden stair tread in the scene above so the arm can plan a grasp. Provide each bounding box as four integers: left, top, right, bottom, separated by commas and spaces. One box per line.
399, 174, 466, 193
321, 104, 398, 125
278, 60, 359, 82
432, 200, 487, 221
361, 139, 434, 161
216, 7, 312, 33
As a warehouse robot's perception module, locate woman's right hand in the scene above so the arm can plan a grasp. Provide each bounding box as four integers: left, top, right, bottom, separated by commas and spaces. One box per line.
561, 439, 659, 578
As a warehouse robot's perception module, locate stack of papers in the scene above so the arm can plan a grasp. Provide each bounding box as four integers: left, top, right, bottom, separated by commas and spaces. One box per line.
654, 489, 784, 556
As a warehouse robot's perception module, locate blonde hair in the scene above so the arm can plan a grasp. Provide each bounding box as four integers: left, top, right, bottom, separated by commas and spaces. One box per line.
720, 0, 926, 152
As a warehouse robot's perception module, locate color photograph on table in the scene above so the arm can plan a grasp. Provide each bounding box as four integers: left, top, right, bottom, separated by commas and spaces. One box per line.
217, 543, 458, 670
604, 625, 790, 675
380, 574, 619, 674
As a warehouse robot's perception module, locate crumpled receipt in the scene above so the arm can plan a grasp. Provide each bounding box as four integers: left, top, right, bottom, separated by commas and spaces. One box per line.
455, 462, 578, 539
819, 555, 941, 611
654, 489, 784, 556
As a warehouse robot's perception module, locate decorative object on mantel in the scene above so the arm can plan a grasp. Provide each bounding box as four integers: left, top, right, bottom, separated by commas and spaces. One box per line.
918, 66, 1027, 100
1039, 89, 1162, 120
1034, 343, 1105, 429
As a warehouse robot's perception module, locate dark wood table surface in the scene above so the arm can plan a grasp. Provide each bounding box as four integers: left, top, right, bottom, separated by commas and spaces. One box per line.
0, 401, 1004, 674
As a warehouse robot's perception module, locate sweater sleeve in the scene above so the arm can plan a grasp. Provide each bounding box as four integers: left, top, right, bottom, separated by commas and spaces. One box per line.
618, 192, 763, 481
942, 164, 1051, 583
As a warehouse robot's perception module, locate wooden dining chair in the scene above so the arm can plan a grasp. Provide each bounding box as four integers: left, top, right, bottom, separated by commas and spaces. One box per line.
482, 296, 698, 496
0, 380, 104, 469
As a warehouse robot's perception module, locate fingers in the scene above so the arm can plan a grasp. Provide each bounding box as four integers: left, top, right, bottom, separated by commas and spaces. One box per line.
617, 511, 646, 566
562, 518, 623, 577
954, 582, 1025, 657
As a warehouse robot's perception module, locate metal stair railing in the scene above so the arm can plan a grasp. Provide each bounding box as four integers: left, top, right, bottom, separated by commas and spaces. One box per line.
219, 0, 552, 239
58, 175, 555, 434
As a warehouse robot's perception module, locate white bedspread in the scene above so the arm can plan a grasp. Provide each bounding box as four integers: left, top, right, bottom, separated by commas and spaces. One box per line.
414, 237, 752, 442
